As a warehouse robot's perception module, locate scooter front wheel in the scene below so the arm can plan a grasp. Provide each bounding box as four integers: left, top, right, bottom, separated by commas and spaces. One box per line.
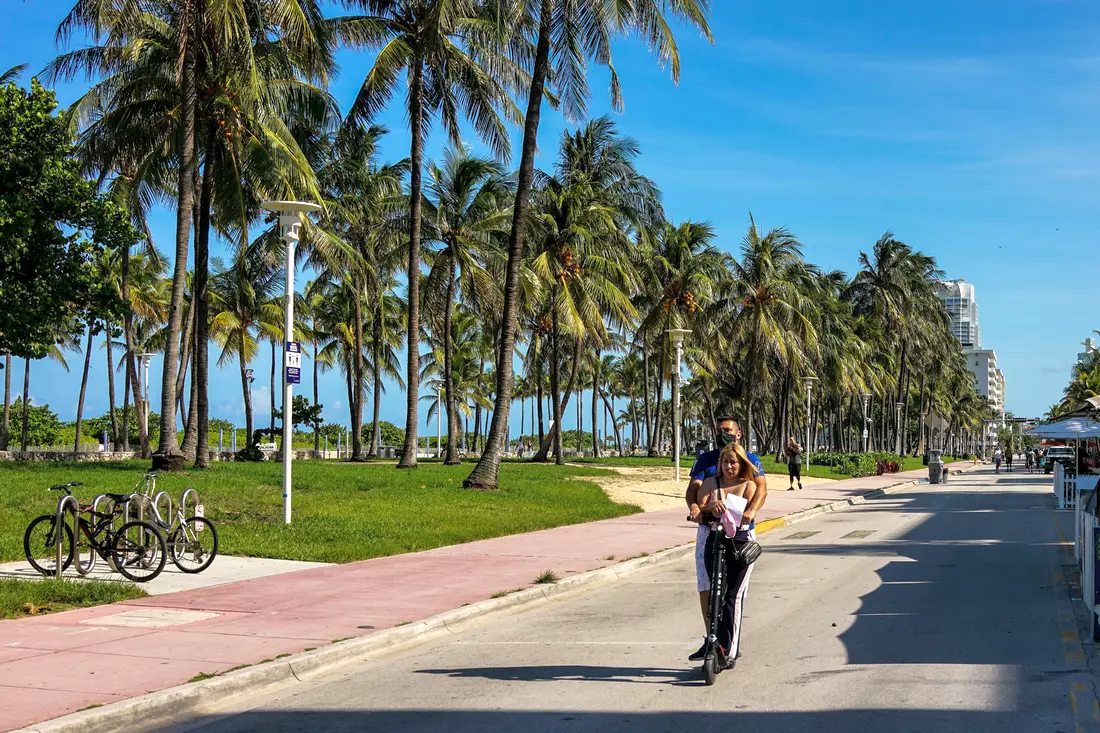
702, 653, 718, 685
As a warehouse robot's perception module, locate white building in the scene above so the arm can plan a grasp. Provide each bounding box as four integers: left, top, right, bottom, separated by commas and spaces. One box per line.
934, 278, 1006, 417
1079, 337, 1097, 364
934, 279, 980, 347
963, 348, 1006, 414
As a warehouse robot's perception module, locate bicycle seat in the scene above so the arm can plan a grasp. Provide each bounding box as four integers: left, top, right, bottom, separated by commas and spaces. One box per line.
102, 493, 133, 502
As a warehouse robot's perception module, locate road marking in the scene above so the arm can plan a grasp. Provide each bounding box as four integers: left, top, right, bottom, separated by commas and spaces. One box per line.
784, 531, 821, 540
841, 530, 876, 539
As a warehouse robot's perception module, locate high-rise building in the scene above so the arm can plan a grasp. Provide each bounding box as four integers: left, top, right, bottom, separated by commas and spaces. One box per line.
933, 279, 980, 347
1079, 337, 1097, 364
934, 278, 1005, 413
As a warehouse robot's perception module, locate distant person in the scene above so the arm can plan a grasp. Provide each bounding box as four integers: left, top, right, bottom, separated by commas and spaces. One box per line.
994, 449, 1002, 473
783, 437, 803, 491
1025, 449, 1035, 473
1005, 450, 1013, 472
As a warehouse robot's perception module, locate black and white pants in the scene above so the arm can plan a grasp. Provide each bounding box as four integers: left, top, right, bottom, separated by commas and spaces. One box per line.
703, 529, 756, 658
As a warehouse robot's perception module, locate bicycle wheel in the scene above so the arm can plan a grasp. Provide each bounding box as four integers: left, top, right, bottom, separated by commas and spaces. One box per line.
110, 521, 167, 582
168, 517, 218, 574
23, 515, 74, 576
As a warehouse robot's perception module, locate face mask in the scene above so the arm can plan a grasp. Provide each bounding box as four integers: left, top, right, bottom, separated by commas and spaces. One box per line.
716, 431, 736, 448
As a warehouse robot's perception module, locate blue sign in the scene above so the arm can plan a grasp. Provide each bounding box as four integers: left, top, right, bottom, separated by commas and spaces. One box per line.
286, 341, 301, 353
286, 366, 301, 385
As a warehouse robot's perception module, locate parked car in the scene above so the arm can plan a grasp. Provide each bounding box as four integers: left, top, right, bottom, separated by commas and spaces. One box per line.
1042, 446, 1076, 474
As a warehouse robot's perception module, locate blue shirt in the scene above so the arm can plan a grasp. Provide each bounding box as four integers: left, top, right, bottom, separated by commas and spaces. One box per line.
690, 447, 765, 482
690, 447, 765, 533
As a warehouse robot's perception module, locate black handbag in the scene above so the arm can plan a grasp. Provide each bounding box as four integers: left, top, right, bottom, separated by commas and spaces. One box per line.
732, 539, 762, 565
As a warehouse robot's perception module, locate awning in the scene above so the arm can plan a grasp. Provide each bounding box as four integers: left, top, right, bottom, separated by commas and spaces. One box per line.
1025, 417, 1100, 439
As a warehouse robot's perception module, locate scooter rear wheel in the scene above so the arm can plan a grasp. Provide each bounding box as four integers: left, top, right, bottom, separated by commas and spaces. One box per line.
702, 653, 718, 685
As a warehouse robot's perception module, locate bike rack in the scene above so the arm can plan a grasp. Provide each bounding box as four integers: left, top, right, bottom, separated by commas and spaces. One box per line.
152, 491, 173, 528
180, 488, 199, 519
54, 494, 79, 580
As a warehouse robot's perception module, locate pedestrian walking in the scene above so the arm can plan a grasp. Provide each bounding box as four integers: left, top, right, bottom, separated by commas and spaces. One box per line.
783, 437, 803, 490
994, 449, 1002, 473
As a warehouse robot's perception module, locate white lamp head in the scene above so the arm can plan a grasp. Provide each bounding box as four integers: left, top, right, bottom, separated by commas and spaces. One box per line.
260, 200, 321, 215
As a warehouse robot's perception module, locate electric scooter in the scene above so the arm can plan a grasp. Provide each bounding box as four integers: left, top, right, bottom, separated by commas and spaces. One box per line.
701, 524, 729, 686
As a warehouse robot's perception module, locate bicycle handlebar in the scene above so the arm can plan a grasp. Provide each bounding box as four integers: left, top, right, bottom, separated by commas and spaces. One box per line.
47, 482, 83, 492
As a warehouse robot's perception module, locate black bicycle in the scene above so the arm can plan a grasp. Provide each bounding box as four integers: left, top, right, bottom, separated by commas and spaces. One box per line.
23, 483, 168, 583
702, 525, 730, 685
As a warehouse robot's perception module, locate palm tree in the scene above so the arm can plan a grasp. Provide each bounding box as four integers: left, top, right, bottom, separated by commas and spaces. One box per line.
316, 123, 406, 460
343, 0, 522, 469
467, 0, 713, 487
210, 243, 283, 445
720, 215, 815, 452
422, 146, 512, 464
19, 345, 71, 452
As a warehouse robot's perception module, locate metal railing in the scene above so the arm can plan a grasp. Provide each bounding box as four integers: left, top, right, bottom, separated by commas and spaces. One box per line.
54, 494, 79, 580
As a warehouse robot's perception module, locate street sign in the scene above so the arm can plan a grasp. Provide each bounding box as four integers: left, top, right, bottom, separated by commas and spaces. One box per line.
286, 366, 301, 385
285, 342, 302, 369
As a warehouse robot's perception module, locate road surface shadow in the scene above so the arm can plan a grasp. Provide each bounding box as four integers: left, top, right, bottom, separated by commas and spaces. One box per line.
174, 707, 1072, 733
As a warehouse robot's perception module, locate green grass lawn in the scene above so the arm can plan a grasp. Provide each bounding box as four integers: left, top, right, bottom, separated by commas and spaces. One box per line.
0, 578, 146, 619
2, 460, 639, 564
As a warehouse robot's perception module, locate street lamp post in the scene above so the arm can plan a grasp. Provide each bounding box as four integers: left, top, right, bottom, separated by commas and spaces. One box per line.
804, 376, 819, 465
437, 383, 442, 459
919, 411, 928, 457
260, 200, 320, 526
859, 393, 871, 453
895, 402, 905, 456
667, 329, 692, 482
136, 352, 155, 441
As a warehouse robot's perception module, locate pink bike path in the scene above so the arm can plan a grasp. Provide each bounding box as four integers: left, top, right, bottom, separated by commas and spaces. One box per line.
0, 463, 972, 731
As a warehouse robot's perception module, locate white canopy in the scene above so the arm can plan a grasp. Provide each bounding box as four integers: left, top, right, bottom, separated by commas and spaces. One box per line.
1025, 417, 1100, 439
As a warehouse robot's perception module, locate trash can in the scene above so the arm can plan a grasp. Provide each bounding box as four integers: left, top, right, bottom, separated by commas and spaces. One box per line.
928, 449, 944, 484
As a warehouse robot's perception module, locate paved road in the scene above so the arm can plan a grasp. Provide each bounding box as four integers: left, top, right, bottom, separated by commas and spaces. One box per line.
171, 469, 1096, 733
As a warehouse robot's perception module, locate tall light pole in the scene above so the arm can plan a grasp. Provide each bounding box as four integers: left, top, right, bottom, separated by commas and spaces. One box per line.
436, 382, 442, 459
895, 401, 905, 455
667, 329, 691, 481
136, 352, 155, 440
804, 376, 818, 465
919, 411, 928, 457
859, 393, 871, 453
261, 200, 320, 525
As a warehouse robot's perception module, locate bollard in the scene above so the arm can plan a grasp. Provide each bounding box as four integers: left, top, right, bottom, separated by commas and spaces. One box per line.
337, 432, 342, 457
324, 435, 329, 458
102, 429, 109, 452
231, 429, 237, 453
219, 429, 224, 454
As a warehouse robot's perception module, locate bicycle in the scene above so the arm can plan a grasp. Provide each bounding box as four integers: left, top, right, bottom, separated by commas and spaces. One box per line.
133, 473, 218, 574
23, 483, 168, 583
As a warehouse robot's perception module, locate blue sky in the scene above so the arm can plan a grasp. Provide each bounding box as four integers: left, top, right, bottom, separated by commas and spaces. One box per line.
2, 0, 1096, 435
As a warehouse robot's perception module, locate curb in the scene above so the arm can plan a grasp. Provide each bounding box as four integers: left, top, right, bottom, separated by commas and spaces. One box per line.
14, 461, 985, 733
12, 545, 695, 733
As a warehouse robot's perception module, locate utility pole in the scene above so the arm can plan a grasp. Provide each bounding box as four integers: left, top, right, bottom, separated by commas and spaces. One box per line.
260, 200, 320, 525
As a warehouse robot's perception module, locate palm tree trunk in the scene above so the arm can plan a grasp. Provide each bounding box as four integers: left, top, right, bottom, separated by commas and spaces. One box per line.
194, 135, 214, 468
642, 347, 653, 451
313, 339, 320, 453
121, 239, 148, 457
156, 0, 198, 463
180, 360, 199, 461
176, 298, 195, 427
443, 253, 460, 464
398, 46, 426, 471
591, 355, 601, 458
651, 345, 667, 456
20, 358, 30, 452
370, 303, 383, 457
269, 340, 277, 439
1, 352, 11, 450
240, 332, 253, 445
464, 0, 553, 488
536, 344, 545, 448
105, 322, 119, 448
545, 295, 564, 463
74, 322, 95, 453
122, 361, 131, 451
351, 280, 365, 461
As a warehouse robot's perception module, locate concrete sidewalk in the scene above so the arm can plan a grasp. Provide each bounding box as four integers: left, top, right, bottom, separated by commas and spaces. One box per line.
0, 462, 978, 731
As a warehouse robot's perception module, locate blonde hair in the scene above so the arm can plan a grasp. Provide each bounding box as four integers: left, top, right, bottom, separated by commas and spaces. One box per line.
718, 441, 759, 482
